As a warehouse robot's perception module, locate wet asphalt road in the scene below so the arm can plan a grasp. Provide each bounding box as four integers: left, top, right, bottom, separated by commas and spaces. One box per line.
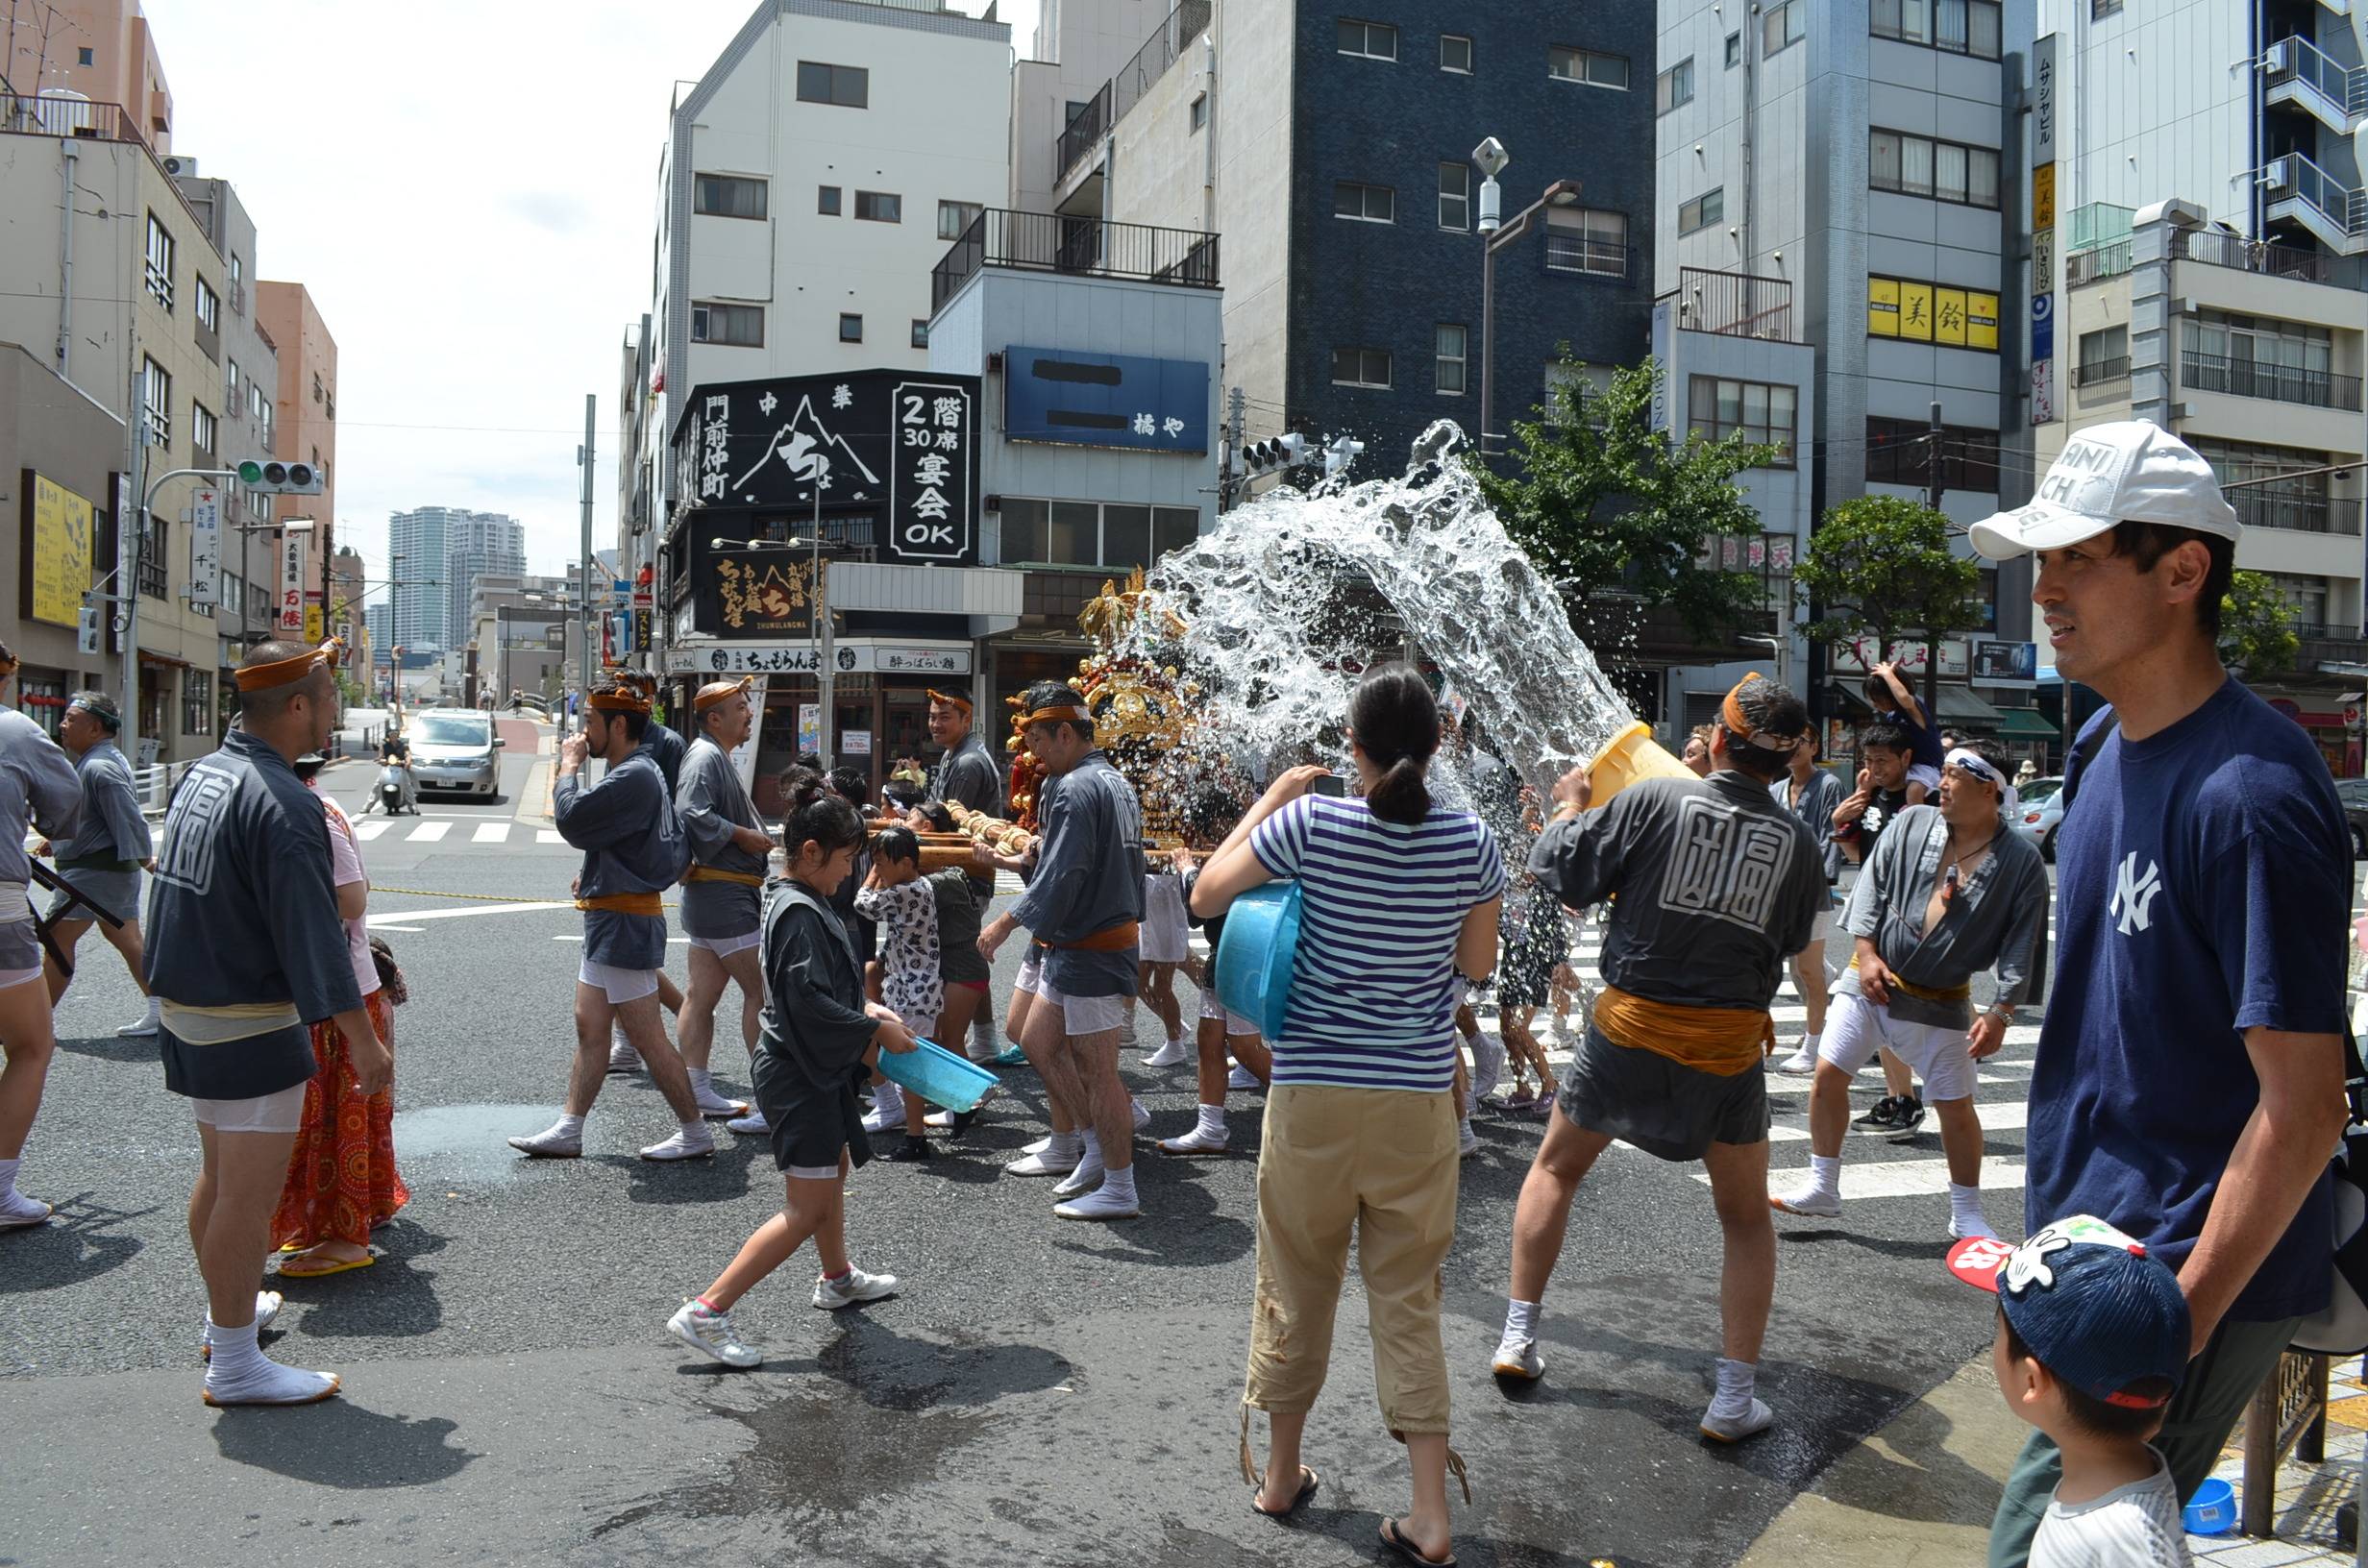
0, 728, 2174, 1567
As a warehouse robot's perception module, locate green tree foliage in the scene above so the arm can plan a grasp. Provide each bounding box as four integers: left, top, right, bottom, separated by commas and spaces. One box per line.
1470, 358, 1773, 641
2219, 570, 2298, 677
1795, 495, 1986, 664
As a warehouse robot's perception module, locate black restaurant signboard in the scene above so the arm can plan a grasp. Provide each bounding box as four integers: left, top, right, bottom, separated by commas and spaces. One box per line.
673, 369, 980, 566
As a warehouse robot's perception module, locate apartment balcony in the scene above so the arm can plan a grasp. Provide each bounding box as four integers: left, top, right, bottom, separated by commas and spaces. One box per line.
2175, 225, 2368, 288
931, 208, 1220, 312
2264, 33, 2368, 136
2260, 150, 2368, 255
1053, 0, 1210, 189
0, 91, 137, 143
2182, 349, 2364, 411
2070, 355, 2131, 387
2297, 625, 2368, 666
2230, 490, 2365, 536
1671, 267, 1797, 340
2066, 241, 2134, 286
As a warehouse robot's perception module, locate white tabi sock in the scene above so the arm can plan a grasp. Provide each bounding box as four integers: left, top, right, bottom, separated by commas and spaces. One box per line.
1806, 1154, 1840, 1198
0, 1156, 18, 1202
689, 1067, 713, 1094
1196, 1103, 1226, 1139
1503, 1298, 1542, 1343
1709, 1357, 1759, 1422
554, 1114, 586, 1140
1098, 1164, 1137, 1204
1044, 1130, 1084, 1164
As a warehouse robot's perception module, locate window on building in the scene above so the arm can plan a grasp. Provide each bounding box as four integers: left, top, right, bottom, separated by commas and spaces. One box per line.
2192, 437, 2343, 536
1689, 377, 1796, 464
1437, 162, 1470, 230
191, 401, 217, 459
1867, 275, 2001, 349
2183, 308, 2345, 407
1869, 129, 2001, 208
1657, 58, 1694, 113
691, 302, 764, 347
1440, 34, 1472, 72
229, 252, 242, 300
1865, 416, 2002, 493
1435, 325, 1468, 394
2077, 325, 2129, 385
325, 390, 334, 422
1334, 181, 1395, 223
839, 313, 864, 343
182, 672, 213, 737
854, 190, 901, 223
1873, 0, 2004, 58
144, 213, 173, 310
1725, 31, 1743, 66
910, 319, 929, 349
141, 355, 170, 447
695, 174, 769, 219
1337, 19, 1397, 60
1331, 347, 1393, 389
194, 276, 218, 335
77, 46, 92, 64
1549, 45, 1630, 88
796, 61, 869, 108
996, 499, 1199, 567
227, 358, 241, 407
1190, 93, 1208, 131
937, 200, 983, 241
1547, 207, 1629, 275
1764, 0, 1807, 55
2091, 0, 2122, 16
818, 184, 842, 216
1679, 188, 1725, 233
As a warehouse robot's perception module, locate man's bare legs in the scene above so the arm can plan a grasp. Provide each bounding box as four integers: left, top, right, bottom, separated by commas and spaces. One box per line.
514, 982, 706, 1157
1699, 1138, 1776, 1367
1506, 1103, 1615, 1307
1017, 999, 1091, 1142
0, 979, 61, 1221
1066, 1029, 1132, 1173
678, 945, 730, 1075
42, 915, 150, 1006
1139, 960, 1183, 1047
617, 992, 701, 1122
189, 1116, 338, 1401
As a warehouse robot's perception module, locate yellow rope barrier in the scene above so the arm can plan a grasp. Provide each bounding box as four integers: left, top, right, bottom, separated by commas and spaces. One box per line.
365, 884, 678, 910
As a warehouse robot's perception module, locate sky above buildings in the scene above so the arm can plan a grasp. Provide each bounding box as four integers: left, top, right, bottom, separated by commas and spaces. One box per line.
156, 0, 1035, 579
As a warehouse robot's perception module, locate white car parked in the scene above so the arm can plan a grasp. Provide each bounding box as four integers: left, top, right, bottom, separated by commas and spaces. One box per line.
2010, 775, 2065, 863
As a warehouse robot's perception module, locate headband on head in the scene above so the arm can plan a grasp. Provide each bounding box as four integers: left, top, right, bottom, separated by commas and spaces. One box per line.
1944, 747, 2019, 820
1718, 675, 1800, 754
1018, 690, 1093, 727
234, 638, 342, 694
694, 675, 753, 713
65, 696, 121, 731
926, 688, 972, 715
586, 688, 653, 716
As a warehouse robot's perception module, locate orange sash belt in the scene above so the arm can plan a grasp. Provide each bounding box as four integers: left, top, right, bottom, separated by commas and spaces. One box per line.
1049, 920, 1141, 953
577, 892, 663, 917
1844, 955, 1971, 1004
1592, 984, 1774, 1078
684, 866, 765, 888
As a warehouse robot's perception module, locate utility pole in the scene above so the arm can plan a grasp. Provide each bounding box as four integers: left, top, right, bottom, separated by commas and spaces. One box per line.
577, 392, 595, 732
1922, 399, 1945, 728
1220, 385, 1246, 512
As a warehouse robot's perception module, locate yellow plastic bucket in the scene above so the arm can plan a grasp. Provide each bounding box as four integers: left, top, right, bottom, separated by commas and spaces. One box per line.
1585, 720, 1696, 805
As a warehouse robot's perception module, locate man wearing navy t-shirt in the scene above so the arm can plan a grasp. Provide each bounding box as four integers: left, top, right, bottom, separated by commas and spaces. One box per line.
1972, 420, 2350, 1567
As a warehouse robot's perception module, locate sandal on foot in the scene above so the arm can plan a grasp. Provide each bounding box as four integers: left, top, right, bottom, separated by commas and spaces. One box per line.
277, 1251, 375, 1279
1249, 1465, 1319, 1518
1380, 1517, 1456, 1567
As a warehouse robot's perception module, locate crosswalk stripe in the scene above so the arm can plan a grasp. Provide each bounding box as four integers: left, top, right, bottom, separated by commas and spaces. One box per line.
536, 829, 568, 845
407, 821, 452, 843
353, 818, 394, 842
1713, 1154, 2028, 1199
472, 821, 511, 845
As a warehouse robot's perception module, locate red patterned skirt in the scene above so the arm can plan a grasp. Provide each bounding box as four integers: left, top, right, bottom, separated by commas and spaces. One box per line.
271, 989, 408, 1250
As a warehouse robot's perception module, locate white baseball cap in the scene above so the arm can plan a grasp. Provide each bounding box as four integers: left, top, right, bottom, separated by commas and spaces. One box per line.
1969, 419, 2241, 560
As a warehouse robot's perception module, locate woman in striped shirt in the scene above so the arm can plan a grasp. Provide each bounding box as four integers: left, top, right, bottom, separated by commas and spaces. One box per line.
1192, 664, 1503, 1568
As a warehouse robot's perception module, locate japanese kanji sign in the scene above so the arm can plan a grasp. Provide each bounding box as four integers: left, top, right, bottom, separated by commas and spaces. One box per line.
1001, 346, 1210, 454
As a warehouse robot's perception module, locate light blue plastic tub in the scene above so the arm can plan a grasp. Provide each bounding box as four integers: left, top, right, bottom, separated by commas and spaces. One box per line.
1216, 881, 1303, 1041
876, 1039, 997, 1112
2181, 1476, 2235, 1536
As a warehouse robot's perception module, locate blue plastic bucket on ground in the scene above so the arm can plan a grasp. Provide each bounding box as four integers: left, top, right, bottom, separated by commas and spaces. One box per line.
1216, 881, 1303, 1041
2182, 1476, 2235, 1536
876, 1039, 997, 1112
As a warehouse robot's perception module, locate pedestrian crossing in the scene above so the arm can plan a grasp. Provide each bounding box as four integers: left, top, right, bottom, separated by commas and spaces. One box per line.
349, 816, 571, 848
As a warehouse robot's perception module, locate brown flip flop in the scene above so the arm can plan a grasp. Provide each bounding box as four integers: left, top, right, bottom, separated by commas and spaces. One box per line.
1379, 1517, 1456, 1567
1249, 1465, 1319, 1518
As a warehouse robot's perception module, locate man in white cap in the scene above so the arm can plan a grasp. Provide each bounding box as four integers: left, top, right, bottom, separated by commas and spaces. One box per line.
1970, 421, 2351, 1566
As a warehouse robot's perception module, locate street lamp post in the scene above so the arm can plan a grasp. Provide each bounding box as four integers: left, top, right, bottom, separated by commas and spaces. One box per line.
1471, 136, 1581, 458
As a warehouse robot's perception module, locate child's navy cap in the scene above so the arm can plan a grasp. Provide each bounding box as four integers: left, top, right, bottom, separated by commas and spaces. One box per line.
1951, 1215, 2191, 1409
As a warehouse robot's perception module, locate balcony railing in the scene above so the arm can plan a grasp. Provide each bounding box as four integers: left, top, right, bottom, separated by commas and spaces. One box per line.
1544, 235, 1634, 282
2183, 349, 2363, 411
931, 208, 1220, 311
1055, 0, 1211, 184
2228, 489, 2364, 535
1673, 266, 1796, 340
0, 91, 136, 142
2175, 226, 2368, 287
2071, 355, 2130, 386
2066, 241, 2134, 285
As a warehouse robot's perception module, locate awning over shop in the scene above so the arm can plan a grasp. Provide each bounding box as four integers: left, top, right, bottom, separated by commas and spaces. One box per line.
1993, 707, 2059, 739
1933, 686, 2007, 725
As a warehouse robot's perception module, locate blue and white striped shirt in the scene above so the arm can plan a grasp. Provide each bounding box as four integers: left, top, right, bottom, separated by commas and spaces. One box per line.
1251, 795, 1506, 1092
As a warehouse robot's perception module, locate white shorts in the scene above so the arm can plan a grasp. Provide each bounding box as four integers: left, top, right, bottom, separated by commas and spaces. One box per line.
1140, 874, 1189, 964
688, 929, 762, 957
579, 958, 660, 1005
1036, 983, 1125, 1038
1017, 946, 1045, 998
1197, 985, 1257, 1037
1906, 763, 1943, 794
1818, 992, 1977, 1102
191, 1081, 307, 1135
0, 965, 43, 992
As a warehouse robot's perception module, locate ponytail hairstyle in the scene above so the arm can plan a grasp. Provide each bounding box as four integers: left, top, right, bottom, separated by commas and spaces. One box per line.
781, 768, 864, 867
873, 824, 920, 868
1347, 663, 1439, 826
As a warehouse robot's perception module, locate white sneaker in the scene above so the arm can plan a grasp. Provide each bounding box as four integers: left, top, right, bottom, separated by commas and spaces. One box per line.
1949, 1209, 2000, 1241
1227, 1064, 1259, 1091
1004, 1146, 1080, 1177
812, 1266, 899, 1310
1770, 1184, 1841, 1219
506, 1123, 582, 1159
1145, 1038, 1193, 1068
1053, 1185, 1141, 1221
606, 1038, 639, 1074
1051, 1163, 1105, 1198
1700, 1397, 1774, 1443
692, 1081, 748, 1119
1159, 1127, 1228, 1156
668, 1299, 761, 1367
0, 1188, 54, 1229
1492, 1336, 1543, 1382
1772, 1045, 1820, 1075
1469, 1030, 1507, 1103
117, 1000, 161, 1038
1458, 1122, 1479, 1159
726, 1108, 771, 1136
1130, 1097, 1151, 1132
638, 1127, 716, 1162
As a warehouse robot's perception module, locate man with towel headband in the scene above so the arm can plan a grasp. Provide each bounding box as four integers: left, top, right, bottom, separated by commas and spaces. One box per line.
925, 686, 1001, 1063
37, 690, 160, 1038
147, 639, 385, 1404
675, 676, 768, 1127
1493, 674, 1823, 1443
509, 671, 711, 1163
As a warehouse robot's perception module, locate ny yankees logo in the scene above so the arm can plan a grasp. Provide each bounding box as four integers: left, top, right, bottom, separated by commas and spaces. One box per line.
2110, 852, 2163, 936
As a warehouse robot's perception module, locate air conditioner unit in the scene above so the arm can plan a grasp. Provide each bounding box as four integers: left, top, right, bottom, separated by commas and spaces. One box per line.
162, 154, 198, 178
2259, 155, 2299, 195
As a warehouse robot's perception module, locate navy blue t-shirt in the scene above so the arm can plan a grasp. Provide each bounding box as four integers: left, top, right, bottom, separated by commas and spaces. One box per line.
1873, 704, 1947, 773
2028, 677, 2348, 1322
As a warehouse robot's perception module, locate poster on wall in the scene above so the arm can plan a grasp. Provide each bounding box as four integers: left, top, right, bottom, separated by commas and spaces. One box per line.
186, 489, 221, 609
1001, 346, 1210, 453
29, 475, 94, 627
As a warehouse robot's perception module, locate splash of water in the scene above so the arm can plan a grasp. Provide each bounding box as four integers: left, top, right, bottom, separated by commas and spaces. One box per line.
1121, 421, 1638, 816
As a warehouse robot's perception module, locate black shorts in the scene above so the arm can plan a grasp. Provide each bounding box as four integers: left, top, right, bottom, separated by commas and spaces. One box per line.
1556, 1024, 1768, 1161
160, 1021, 317, 1101
751, 1050, 873, 1178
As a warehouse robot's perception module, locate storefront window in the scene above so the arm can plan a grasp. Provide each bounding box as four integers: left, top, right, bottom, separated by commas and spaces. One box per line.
15, 677, 67, 739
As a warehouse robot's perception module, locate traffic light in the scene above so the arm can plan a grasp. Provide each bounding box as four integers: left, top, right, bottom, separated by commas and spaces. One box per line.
1323, 436, 1366, 480
1240, 432, 1310, 477
76, 604, 99, 655
235, 458, 325, 495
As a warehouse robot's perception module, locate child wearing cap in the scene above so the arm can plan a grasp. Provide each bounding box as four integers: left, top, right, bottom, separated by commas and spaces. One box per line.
1980, 1216, 2194, 1566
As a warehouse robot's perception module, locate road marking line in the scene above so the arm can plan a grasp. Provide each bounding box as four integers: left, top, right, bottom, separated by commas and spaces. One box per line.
353, 819, 395, 841
407, 821, 453, 843
551, 934, 690, 943
366, 901, 572, 925
537, 829, 568, 845
1707, 1154, 2028, 1199
472, 821, 512, 844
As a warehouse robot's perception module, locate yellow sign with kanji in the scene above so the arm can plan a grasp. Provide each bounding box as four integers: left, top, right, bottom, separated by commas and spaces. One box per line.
1967, 291, 2000, 351
1868, 277, 1900, 337
30, 474, 93, 627
1899, 281, 1935, 342
304, 605, 324, 643
2033, 162, 2057, 232
1936, 287, 1968, 347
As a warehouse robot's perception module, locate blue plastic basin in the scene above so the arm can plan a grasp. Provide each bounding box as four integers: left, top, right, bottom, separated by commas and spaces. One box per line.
1216, 881, 1303, 1041
876, 1039, 997, 1113
2182, 1476, 2235, 1536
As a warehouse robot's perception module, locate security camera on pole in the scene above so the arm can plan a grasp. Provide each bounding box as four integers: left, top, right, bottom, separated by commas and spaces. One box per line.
1471, 135, 1581, 459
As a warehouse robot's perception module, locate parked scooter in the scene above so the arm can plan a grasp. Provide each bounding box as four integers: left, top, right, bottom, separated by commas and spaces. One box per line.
375, 761, 414, 816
